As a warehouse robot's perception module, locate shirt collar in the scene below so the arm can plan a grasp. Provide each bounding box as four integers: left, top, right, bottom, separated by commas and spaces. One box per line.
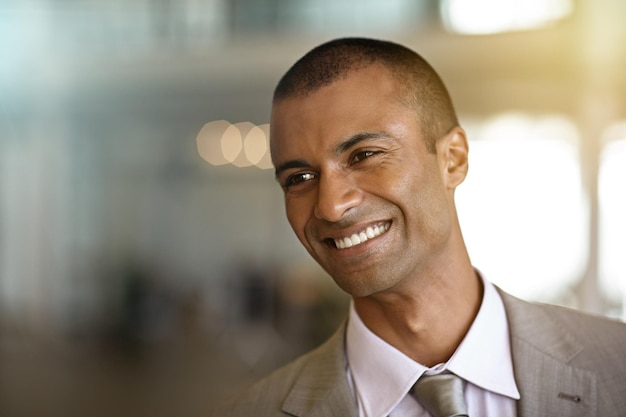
346, 302, 426, 417
447, 274, 520, 399
346, 273, 520, 417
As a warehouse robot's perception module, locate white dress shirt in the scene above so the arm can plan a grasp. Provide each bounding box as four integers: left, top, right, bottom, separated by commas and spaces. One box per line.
346, 275, 520, 417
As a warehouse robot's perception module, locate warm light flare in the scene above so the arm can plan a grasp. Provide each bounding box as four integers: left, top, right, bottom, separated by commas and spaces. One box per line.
244, 126, 267, 165
255, 124, 274, 170
221, 125, 243, 163
441, 0, 573, 34
196, 120, 231, 166
196, 120, 273, 170
231, 122, 255, 168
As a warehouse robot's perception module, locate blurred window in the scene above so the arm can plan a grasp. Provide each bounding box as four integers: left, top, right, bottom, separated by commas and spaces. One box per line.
598, 123, 626, 317
456, 113, 586, 302
440, 0, 574, 34
272, 0, 431, 34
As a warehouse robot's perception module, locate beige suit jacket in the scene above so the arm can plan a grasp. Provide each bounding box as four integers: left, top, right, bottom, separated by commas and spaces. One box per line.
214, 289, 626, 416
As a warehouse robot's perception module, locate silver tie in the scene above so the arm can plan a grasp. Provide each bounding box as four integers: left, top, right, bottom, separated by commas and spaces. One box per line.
411, 373, 469, 417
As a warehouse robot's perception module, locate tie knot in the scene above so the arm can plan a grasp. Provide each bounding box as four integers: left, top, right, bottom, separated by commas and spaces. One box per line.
411, 373, 469, 417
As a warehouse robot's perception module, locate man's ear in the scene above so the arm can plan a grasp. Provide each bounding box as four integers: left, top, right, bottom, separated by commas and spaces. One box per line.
437, 127, 469, 189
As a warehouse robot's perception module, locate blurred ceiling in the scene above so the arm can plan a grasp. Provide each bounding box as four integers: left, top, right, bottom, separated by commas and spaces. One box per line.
1, 0, 625, 122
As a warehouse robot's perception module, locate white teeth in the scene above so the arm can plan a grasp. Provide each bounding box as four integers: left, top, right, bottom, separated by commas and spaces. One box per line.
333, 222, 390, 250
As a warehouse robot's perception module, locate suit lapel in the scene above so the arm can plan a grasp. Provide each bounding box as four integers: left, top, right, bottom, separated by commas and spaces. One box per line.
282, 323, 358, 417
499, 289, 597, 417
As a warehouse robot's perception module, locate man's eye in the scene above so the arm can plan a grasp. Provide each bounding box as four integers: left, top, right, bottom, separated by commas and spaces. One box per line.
351, 150, 379, 164
285, 172, 316, 187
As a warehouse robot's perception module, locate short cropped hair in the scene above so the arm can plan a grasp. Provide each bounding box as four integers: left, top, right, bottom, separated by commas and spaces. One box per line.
273, 38, 458, 153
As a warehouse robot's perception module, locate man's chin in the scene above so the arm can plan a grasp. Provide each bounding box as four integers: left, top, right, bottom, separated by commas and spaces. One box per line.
330, 274, 387, 299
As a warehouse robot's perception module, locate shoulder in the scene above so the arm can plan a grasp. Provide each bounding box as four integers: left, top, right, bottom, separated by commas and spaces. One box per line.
533, 300, 626, 358
211, 351, 312, 417
500, 288, 625, 334
211, 323, 349, 417
499, 288, 626, 362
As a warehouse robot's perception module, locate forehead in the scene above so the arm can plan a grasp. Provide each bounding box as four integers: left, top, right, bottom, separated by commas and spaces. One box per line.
270, 65, 410, 150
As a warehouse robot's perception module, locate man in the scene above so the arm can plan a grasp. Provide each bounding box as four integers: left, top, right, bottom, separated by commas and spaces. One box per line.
214, 38, 626, 416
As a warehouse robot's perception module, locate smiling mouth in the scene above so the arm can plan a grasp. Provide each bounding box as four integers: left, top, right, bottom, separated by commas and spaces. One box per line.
331, 222, 391, 249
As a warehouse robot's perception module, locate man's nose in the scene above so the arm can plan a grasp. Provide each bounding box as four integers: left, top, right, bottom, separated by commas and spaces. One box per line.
313, 172, 362, 222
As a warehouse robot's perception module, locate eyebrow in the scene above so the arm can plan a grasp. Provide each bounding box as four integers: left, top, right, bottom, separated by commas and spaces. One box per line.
274, 159, 310, 179
274, 131, 393, 179
334, 131, 392, 154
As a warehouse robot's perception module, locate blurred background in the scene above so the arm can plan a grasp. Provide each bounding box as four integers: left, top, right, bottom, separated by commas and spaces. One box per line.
1, 0, 625, 416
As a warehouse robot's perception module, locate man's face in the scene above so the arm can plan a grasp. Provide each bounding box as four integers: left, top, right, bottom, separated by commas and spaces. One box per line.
270, 65, 461, 298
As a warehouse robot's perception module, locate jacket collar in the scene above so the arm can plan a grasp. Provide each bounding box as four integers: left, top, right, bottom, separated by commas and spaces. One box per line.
282, 322, 357, 417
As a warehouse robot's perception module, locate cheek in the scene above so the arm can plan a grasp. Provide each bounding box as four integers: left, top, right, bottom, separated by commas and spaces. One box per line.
389, 169, 450, 232
414, 186, 452, 239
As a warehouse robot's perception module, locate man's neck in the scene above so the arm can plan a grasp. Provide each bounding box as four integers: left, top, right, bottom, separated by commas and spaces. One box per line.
353, 267, 483, 366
